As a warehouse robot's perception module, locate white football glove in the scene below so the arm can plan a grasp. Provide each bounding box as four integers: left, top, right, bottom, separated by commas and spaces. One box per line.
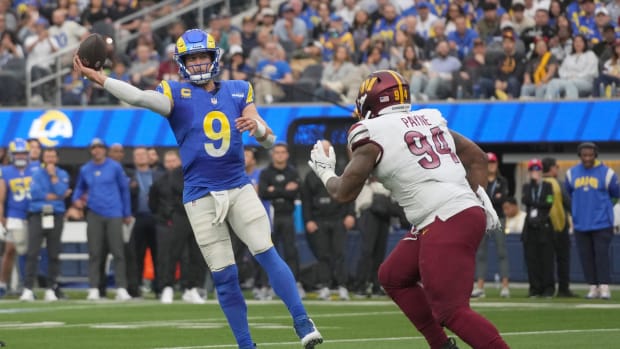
307, 140, 337, 186
476, 185, 501, 232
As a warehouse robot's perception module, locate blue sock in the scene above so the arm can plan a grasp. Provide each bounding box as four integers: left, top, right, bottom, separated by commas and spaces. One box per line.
212, 265, 253, 348
255, 247, 307, 322
18, 255, 27, 280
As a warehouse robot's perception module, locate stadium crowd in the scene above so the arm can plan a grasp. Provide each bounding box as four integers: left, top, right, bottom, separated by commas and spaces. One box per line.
1, 0, 620, 106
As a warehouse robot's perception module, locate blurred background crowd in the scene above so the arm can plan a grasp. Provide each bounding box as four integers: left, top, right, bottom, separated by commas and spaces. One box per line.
1, 0, 620, 107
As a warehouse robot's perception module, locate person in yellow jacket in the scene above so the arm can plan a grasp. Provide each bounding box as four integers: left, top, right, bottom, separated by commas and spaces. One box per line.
542, 157, 578, 298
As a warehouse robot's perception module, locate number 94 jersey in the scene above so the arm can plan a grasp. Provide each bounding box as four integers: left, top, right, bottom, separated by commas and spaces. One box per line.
348, 108, 481, 229
157, 80, 253, 203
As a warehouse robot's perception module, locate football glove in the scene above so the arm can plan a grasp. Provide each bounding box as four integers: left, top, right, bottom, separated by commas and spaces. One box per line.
476, 185, 501, 232
308, 140, 337, 186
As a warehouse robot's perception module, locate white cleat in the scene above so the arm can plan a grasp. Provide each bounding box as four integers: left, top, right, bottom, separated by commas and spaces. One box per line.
86, 288, 100, 301
182, 287, 206, 304
500, 287, 510, 298
19, 288, 35, 302
318, 287, 330, 301
160, 286, 174, 304
600, 284, 611, 300
115, 288, 132, 301
44, 289, 58, 301
586, 285, 600, 299
295, 318, 323, 349
297, 282, 306, 299
338, 286, 350, 301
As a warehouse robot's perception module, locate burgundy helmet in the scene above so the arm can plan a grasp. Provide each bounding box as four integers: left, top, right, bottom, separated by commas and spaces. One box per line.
354, 70, 411, 120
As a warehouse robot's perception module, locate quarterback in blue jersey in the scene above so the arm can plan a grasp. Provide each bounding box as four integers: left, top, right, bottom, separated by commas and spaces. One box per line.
74, 29, 322, 349
0, 139, 34, 297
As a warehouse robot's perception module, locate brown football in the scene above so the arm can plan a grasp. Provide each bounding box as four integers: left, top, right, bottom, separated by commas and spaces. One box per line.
77, 33, 107, 69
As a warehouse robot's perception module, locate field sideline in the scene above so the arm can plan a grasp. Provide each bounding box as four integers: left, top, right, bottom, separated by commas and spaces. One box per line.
1, 287, 619, 349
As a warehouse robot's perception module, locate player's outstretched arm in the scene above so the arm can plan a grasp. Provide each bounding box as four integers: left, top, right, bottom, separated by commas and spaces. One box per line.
237, 103, 275, 148
451, 130, 487, 190
73, 55, 171, 117
309, 140, 379, 203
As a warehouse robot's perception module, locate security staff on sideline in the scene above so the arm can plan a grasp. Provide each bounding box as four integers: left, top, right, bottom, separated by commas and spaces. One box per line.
542, 157, 577, 298
301, 140, 355, 301
20, 148, 70, 301
150, 150, 206, 304
258, 143, 305, 297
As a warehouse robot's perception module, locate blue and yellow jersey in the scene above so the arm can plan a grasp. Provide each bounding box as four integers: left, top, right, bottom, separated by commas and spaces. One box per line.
372, 16, 403, 42
0, 165, 33, 219
156, 80, 253, 203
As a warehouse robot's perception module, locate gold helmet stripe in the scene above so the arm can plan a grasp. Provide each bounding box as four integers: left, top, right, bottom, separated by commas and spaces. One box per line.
385, 70, 404, 103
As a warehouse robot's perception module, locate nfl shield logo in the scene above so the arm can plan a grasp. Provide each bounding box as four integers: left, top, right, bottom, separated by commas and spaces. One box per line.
211, 97, 217, 104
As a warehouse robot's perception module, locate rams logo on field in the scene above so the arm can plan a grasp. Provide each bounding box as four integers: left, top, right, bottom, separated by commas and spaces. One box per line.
28, 110, 73, 147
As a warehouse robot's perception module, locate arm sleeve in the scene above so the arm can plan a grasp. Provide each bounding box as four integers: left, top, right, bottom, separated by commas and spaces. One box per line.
29, 171, 46, 201
71, 169, 86, 204
103, 78, 172, 116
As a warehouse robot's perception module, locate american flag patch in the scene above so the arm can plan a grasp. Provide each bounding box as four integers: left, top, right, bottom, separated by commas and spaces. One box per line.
380, 96, 389, 102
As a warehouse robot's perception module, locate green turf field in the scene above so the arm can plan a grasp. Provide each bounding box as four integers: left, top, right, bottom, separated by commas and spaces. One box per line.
1, 287, 619, 349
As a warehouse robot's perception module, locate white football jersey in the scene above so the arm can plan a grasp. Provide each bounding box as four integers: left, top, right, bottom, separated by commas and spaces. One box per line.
347, 108, 481, 228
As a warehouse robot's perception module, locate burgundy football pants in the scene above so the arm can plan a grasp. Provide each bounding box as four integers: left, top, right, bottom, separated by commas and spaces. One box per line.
378, 207, 510, 349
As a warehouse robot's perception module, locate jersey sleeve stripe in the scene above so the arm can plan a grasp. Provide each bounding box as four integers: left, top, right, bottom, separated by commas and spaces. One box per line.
246, 82, 254, 104
159, 80, 174, 110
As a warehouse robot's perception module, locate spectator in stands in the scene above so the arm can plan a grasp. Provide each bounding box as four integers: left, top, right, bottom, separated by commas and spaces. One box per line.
510, 0, 535, 35
337, 0, 360, 27
477, 2, 501, 44
399, 43, 428, 100
371, 3, 401, 42
545, 34, 598, 98
521, 37, 558, 99
502, 197, 526, 234
588, 7, 614, 46
222, 45, 253, 82
400, 16, 427, 58
312, 2, 331, 40
128, 44, 159, 90
108, 143, 125, 164
240, 16, 258, 54
521, 158, 556, 298
62, 69, 89, 106
488, 30, 525, 100
302, 140, 355, 301
80, 0, 111, 30
350, 9, 373, 63
247, 28, 282, 69
72, 138, 132, 301
314, 45, 356, 103
0, 30, 25, 105
593, 39, 620, 98
416, 1, 439, 39
448, 15, 480, 60
0, 2, 16, 32
549, 24, 573, 63
454, 37, 492, 98
573, 0, 597, 41
388, 28, 411, 68
273, 3, 307, 57
359, 40, 390, 76
522, 7, 557, 56
109, 0, 141, 52
157, 44, 180, 82
162, 21, 186, 53
151, 150, 207, 304
127, 19, 163, 59
48, 8, 89, 52
128, 147, 162, 298
253, 41, 294, 104
256, 7, 276, 34
592, 24, 616, 68
566, 142, 619, 300
472, 152, 511, 298
24, 18, 59, 104
258, 143, 305, 298
547, 0, 563, 28
320, 15, 355, 61
425, 40, 461, 99
20, 147, 70, 302
608, 0, 620, 26
542, 157, 577, 298
424, 16, 448, 60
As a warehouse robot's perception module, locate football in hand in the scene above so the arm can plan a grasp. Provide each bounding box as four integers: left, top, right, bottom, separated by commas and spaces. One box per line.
77, 33, 107, 69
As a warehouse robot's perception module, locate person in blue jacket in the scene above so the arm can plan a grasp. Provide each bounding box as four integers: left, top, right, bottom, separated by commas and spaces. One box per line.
71, 138, 132, 301
19, 148, 70, 301
565, 142, 620, 300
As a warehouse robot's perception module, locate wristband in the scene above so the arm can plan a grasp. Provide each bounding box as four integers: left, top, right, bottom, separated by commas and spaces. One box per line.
255, 120, 267, 138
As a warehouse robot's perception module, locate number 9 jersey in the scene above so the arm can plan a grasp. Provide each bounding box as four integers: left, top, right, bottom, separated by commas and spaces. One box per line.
347, 108, 481, 229
156, 79, 253, 203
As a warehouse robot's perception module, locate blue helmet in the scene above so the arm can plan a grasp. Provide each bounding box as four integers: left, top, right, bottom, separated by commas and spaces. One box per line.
8, 138, 30, 167
175, 29, 221, 84
8, 138, 30, 154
